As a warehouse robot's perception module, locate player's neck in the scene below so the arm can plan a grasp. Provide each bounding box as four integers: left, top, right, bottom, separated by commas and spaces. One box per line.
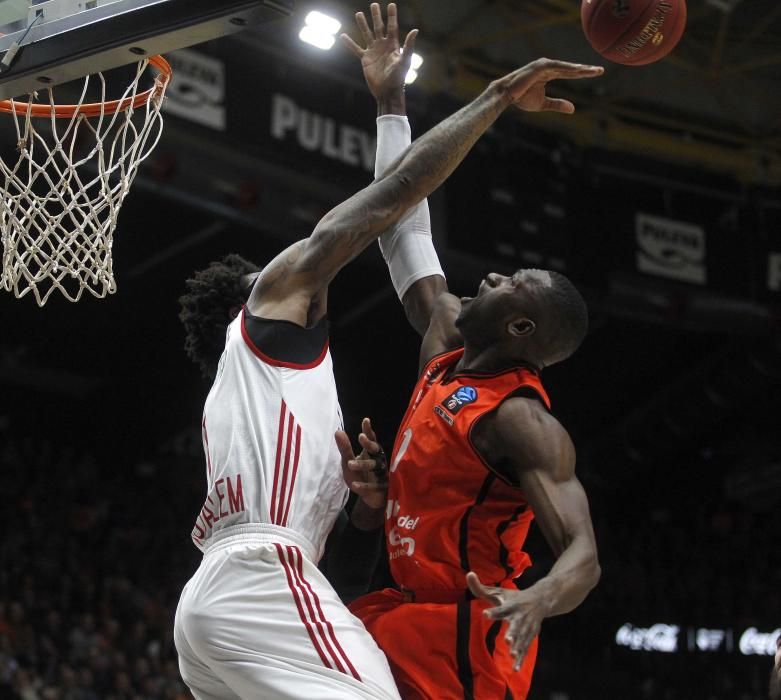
458, 343, 540, 374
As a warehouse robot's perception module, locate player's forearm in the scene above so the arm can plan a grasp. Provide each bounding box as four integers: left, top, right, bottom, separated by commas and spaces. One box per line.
389, 82, 509, 209
402, 275, 448, 337
527, 535, 600, 617
300, 83, 508, 283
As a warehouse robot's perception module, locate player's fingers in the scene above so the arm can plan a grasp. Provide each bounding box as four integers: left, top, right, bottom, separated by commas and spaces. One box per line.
401, 28, 419, 60
511, 633, 531, 671
370, 2, 385, 38
505, 616, 523, 644
542, 97, 575, 114
352, 481, 388, 491
355, 11, 373, 44
546, 64, 604, 80
533, 58, 603, 75
466, 572, 503, 605
334, 430, 356, 461
340, 33, 365, 57
387, 2, 399, 42
361, 417, 378, 443
347, 457, 378, 471
483, 603, 513, 620
358, 431, 382, 456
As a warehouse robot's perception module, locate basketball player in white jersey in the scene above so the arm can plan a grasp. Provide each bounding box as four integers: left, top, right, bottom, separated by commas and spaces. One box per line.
173, 3, 603, 695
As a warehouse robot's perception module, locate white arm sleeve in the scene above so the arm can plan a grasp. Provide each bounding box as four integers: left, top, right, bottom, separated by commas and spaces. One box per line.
375, 114, 445, 300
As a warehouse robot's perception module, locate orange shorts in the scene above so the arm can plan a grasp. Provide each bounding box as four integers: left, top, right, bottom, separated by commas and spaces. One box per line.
350, 588, 537, 700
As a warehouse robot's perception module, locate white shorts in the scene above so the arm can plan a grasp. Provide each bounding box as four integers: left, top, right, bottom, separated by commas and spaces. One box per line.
174, 528, 400, 700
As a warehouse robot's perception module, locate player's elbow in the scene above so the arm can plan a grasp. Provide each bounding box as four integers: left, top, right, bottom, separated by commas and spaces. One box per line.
391, 167, 423, 211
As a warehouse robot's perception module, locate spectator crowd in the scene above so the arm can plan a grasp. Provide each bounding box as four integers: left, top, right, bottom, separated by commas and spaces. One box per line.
1, 427, 779, 699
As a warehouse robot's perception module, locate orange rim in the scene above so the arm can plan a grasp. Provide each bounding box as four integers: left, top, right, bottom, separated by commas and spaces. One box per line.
0, 55, 172, 118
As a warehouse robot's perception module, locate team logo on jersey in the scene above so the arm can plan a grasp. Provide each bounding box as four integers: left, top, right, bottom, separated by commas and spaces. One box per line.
442, 386, 478, 415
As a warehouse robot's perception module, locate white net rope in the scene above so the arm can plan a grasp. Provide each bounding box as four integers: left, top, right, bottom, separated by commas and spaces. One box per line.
0, 59, 169, 305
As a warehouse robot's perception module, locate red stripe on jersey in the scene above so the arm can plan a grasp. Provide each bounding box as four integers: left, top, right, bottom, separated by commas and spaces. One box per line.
285, 546, 348, 675
293, 546, 362, 681
270, 401, 288, 523
280, 424, 302, 527
275, 413, 295, 525
274, 544, 332, 670
240, 308, 329, 370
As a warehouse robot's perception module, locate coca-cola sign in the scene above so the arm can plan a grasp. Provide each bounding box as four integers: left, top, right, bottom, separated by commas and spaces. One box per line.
739, 628, 781, 656
615, 623, 680, 653
616, 623, 779, 656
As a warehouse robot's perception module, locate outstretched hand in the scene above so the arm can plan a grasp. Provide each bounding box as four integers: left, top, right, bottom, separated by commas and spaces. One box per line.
496, 58, 604, 115
466, 571, 549, 672
335, 417, 389, 510
341, 2, 419, 100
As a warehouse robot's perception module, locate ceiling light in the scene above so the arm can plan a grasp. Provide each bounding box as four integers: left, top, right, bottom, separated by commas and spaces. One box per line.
405, 53, 423, 84
299, 10, 341, 50
299, 25, 336, 50
304, 11, 341, 34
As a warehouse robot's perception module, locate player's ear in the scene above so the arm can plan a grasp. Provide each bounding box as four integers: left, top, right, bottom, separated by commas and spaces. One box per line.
507, 317, 535, 338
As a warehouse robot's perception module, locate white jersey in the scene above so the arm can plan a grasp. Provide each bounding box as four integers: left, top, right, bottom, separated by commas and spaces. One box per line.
191, 308, 348, 562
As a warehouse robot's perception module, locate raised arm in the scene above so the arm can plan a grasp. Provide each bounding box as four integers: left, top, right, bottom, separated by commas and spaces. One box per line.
467, 397, 600, 671
249, 38, 603, 325
344, 3, 448, 337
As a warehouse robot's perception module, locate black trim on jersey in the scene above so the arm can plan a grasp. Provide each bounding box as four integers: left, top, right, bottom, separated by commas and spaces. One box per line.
505, 686, 514, 700
496, 504, 529, 580
442, 361, 541, 385
458, 474, 496, 572
456, 600, 475, 700
509, 385, 551, 412
485, 619, 502, 657
243, 310, 328, 365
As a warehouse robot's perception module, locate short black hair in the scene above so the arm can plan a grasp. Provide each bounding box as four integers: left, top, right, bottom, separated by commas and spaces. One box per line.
179, 254, 259, 380
540, 271, 588, 366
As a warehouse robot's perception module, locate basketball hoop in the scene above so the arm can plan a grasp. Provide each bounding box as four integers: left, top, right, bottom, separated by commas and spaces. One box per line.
0, 55, 172, 306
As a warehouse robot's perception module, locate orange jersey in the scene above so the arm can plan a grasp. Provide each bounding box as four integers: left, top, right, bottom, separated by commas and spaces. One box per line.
351, 348, 550, 700
386, 347, 550, 593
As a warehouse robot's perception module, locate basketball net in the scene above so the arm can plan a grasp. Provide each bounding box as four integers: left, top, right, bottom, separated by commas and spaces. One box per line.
0, 56, 171, 306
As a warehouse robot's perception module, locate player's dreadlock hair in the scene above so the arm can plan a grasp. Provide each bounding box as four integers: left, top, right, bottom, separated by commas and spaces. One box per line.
539, 271, 589, 366
179, 254, 260, 380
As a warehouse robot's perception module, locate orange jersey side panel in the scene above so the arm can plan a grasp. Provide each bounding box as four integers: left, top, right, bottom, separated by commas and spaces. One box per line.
386, 347, 550, 592
351, 589, 537, 700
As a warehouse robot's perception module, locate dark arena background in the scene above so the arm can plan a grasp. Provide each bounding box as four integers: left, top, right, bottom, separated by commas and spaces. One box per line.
2, 1, 781, 698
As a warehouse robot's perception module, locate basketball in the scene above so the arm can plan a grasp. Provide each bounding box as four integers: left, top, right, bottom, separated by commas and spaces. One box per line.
581, 0, 687, 66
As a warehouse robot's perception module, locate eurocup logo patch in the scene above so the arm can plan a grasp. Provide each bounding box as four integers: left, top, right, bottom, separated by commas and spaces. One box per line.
442, 386, 478, 415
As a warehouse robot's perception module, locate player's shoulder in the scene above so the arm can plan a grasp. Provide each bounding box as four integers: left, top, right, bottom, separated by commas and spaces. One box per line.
493, 395, 573, 454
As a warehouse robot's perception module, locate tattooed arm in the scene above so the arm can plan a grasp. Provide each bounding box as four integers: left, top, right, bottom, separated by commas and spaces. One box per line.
247, 58, 603, 327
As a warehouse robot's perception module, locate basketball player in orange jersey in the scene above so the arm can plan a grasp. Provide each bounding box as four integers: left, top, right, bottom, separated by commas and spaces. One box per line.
342, 5, 602, 698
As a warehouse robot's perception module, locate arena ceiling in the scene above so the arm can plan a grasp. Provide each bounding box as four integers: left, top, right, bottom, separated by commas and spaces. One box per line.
254, 0, 781, 183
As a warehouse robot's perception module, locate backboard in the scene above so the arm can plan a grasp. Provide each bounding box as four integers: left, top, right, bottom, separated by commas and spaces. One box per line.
0, 0, 294, 99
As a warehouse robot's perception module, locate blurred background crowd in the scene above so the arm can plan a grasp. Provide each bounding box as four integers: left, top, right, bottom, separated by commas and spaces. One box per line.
1, 424, 778, 699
